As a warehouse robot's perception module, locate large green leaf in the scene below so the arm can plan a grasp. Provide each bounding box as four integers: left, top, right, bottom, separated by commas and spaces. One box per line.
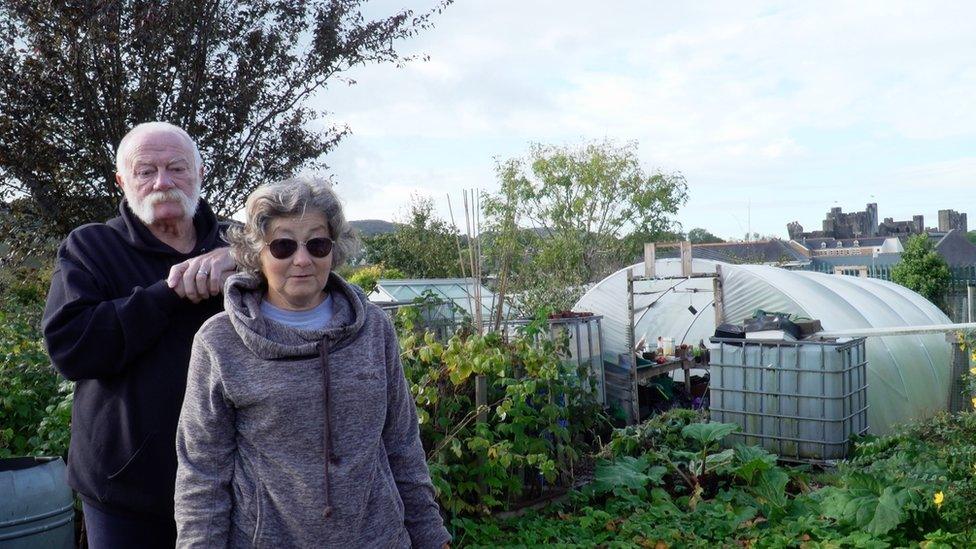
588, 456, 667, 495
750, 468, 790, 510
700, 448, 736, 476
867, 487, 912, 535
820, 481, 911, 536
733, 444, 778, 484
681, 422, 739, 447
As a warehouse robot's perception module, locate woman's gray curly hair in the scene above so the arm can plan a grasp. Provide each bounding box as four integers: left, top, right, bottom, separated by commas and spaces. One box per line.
227, 178, 359, 278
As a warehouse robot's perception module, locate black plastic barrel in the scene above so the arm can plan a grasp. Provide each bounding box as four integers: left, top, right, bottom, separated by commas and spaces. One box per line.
0, 457, 74, 548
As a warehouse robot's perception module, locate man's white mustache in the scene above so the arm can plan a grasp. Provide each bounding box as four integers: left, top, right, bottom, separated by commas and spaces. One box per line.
144, 190, 187, 205
127, 185, 200, 225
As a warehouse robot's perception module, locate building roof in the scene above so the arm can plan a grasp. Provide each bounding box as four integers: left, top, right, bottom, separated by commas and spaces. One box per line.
659, 240, 807, 264
798, 236, 888, 249
809, 254, 903, 269
933, 230, 976, 266
907, 232, 950, 247
804, 230, 976, 267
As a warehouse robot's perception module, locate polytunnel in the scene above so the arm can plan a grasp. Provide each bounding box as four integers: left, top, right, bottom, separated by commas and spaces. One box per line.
573, 258, 953, 434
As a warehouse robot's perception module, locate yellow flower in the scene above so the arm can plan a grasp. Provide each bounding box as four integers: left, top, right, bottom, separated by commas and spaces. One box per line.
972, 397, 976, 410
934, 491, 944, 509
970, 366, 976, 375
971, 352, 976, 363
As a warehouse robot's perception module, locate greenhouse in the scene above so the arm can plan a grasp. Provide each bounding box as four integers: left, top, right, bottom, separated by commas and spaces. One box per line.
368, 277, 506, 318
574, 258, 953, 434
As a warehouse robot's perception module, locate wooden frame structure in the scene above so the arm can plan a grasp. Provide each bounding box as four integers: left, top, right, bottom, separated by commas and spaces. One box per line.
622, 242, 724, 423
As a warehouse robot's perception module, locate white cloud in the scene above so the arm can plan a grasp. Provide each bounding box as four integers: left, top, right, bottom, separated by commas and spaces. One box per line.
312, 0, 976, 239
890, 158, 976, 190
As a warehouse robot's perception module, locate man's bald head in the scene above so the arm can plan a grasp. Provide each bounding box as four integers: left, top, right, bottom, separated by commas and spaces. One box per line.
114, 122, 204, 225
116, 122, 203, 184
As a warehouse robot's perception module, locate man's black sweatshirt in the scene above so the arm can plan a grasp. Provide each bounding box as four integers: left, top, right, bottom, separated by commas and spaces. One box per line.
42, 200, 227, 519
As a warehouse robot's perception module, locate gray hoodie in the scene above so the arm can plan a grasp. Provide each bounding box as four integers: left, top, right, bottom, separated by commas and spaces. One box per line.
175, 272, 450, 548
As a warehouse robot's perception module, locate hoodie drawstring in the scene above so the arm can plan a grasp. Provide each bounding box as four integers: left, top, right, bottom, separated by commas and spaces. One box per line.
320, 339, 335, 518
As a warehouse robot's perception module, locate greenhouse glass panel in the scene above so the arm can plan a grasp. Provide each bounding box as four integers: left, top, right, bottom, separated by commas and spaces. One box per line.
369, 278, 510, 321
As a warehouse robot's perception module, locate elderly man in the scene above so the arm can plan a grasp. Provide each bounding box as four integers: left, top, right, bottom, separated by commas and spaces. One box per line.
42, 122, 235, 548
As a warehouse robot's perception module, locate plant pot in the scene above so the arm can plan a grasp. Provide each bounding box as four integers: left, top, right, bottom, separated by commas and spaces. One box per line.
689, 376, 709, 399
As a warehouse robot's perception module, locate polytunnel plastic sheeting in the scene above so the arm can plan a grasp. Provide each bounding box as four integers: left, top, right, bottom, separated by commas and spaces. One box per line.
856, 277, 952, 394
573, 258, 722, 366
797, 272, 949, 415
860, 276, 951, 326
725, 266, 950, 432
729, 267, 919, 432
574, 259, 953, 434
855, 279, 944, 325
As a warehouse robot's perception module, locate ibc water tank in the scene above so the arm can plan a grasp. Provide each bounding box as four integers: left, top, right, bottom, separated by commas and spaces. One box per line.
0, 457, 74, 548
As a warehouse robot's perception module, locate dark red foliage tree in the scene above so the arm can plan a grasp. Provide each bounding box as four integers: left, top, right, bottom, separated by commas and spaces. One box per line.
0, 0, 451, 235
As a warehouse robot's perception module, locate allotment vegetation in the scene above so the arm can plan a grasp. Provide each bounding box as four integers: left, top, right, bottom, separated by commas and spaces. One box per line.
4, 2, 973, 546
4, 256, 976, 546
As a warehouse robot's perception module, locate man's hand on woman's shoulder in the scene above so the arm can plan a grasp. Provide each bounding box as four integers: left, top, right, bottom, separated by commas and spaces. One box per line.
167, 247, 237, 303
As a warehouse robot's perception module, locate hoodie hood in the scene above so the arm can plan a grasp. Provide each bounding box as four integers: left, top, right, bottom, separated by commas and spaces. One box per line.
107, 198, 222, 256
223, 271, 368, 360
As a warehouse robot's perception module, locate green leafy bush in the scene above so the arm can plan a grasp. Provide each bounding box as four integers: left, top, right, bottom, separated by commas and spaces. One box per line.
836, 412, 976, 537
0, 266, 72, 458
954, 330, 976, 412
401, 315, 607, 516
344, 263, 405, 294
453, 412, 976, 547
604, 408, 704, 458
891, 234, 951, 310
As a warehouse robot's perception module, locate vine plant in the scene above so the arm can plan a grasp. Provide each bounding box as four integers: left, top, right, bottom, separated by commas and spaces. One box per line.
399, 311, 607, 516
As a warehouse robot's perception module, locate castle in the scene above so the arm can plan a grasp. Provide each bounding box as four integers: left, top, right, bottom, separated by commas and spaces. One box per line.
787, 204, 966, 241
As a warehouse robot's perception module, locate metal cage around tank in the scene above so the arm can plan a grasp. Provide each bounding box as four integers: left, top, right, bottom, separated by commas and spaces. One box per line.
709, 337, 870, 461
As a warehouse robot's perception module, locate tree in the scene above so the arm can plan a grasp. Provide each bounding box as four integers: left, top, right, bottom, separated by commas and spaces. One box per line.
345, 264, 405, 294
688, 228, 724, 244
738, 232, 778, 242
363, 195, 465, 278
0, 0, 451, 235
891, 234, 951, 309
484, 140, 688, 313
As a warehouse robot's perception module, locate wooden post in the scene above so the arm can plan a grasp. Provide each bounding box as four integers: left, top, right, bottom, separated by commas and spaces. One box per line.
968, 285, 974, 322
475, 373, 488, 491
713, 264, 725, 327
953, 284, 976, 412
680, 241, 693, 277
948, 345, 968, 412
644, 243, 656, 278
476, 375, 487, 424
627, 268, 639, 424
683, 359, 692, 395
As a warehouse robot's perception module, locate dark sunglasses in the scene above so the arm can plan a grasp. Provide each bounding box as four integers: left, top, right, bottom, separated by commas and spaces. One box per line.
265, 237, 334, 259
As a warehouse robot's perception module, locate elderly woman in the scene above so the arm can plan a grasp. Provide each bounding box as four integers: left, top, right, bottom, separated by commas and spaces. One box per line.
174, 179, 450, 548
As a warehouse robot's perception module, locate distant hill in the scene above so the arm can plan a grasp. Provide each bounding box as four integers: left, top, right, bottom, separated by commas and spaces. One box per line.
350, 219, 398, 237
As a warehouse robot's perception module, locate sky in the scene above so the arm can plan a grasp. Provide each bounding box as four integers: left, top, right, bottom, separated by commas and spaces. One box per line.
311, 0, 976, 241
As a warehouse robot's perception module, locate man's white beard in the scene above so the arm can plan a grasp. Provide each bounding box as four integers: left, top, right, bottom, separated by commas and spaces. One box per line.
127, 185, 201, 225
